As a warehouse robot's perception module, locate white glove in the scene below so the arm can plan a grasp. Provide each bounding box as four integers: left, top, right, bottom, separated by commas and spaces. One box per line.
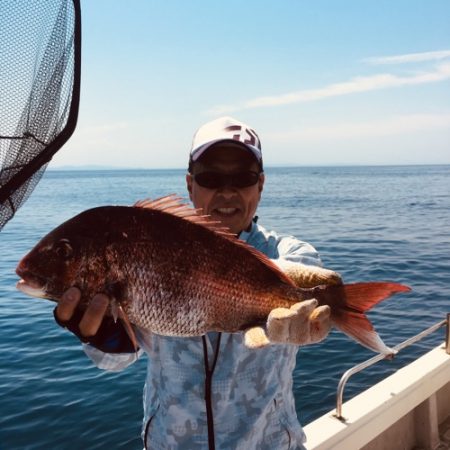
244, 299, 331, 349
244, 261, 339, 349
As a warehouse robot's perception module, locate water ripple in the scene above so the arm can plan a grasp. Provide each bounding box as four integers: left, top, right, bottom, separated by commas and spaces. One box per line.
1, 165, 449, 448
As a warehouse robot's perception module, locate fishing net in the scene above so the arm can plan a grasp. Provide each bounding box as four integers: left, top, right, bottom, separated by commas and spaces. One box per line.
0, 0, 81, 230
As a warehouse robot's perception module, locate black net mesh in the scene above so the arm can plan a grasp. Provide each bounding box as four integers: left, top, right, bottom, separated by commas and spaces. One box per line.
0, 0, 81, 230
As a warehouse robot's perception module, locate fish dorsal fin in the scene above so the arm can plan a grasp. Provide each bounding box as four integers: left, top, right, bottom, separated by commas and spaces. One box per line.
134, 195, 296, 287
134, 195, 235, 237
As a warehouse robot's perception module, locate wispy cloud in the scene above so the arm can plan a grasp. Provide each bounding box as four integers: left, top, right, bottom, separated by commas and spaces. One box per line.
364, 49, 450, 65
208, 62, 450, 114
79, 122, 129, 135
265, 113, 450, 142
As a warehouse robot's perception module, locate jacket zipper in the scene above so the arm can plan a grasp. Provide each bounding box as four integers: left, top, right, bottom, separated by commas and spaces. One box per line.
202, 333, 222, 450
143, 403, 160, 450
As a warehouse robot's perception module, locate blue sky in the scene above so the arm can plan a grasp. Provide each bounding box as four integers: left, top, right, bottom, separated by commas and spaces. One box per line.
52, 1, 450, 168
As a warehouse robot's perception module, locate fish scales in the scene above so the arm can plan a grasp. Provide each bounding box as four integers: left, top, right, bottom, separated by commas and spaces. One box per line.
15, 196, 411, 353
17, 205, 302, 336
101, 206, 300, 335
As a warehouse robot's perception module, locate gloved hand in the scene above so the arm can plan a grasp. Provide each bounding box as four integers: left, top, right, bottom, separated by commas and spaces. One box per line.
244, 299, 331, 348
244, 261, 340, 349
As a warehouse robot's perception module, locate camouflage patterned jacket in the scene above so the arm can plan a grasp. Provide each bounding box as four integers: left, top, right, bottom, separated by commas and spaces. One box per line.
84, 221, 321, 450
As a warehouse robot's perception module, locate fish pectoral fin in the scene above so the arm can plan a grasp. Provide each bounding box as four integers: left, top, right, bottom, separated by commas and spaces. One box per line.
333, 311, 395, 355
244, 326, 271, 349
101, 281, 138, 352
104, 280, 126, 303
117, 305, 139, 353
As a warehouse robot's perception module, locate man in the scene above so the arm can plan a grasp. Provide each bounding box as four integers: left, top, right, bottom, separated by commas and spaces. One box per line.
55, 116, 331, 449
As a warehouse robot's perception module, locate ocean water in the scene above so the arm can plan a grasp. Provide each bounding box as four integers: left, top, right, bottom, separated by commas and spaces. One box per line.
1, 165, 449, 449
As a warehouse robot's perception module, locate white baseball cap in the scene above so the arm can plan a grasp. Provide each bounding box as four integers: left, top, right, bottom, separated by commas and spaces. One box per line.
189, 116, 263, 168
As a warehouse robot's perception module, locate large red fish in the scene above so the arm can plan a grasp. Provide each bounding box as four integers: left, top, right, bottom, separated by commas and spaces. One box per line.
16, 195, 410, 353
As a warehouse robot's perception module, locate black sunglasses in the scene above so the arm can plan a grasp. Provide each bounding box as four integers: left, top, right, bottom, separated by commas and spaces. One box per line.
193, 171, 261, 189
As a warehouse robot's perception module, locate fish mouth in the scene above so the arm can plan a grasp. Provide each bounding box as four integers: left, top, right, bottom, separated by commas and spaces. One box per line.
16, 279, 47, 298
15, 265, 47, 298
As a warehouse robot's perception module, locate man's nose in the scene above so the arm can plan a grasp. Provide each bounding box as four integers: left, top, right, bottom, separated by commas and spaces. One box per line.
217, 186, 237, 197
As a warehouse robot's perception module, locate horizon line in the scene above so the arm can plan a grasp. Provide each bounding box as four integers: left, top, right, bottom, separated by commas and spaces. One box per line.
47, 162, 450, 171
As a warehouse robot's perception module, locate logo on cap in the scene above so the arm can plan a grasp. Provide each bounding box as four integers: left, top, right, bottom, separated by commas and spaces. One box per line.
225, 125, 261, 150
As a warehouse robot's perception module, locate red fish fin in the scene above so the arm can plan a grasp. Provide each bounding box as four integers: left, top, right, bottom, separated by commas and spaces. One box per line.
134, 195, 236, 237
134, 195, 202, 218
117, 305, 139, 353
343, 282, 411, 312
328, 282, 410, 354
134, 195, 297, 287
232, 245, 297, 287
333, 310, 394, 354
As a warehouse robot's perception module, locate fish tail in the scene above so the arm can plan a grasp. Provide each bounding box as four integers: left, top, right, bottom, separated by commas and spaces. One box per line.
322, 282, 411, 354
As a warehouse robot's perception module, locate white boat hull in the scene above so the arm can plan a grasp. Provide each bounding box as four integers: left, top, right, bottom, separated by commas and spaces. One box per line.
304, 343, 450, 449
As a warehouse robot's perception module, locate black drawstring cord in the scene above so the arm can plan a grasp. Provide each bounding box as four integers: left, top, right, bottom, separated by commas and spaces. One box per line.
202, 333, 222, 450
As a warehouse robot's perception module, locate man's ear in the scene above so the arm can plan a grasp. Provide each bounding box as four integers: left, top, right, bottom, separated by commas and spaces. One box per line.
258, 173, 265, 193
186, 173, 193, 200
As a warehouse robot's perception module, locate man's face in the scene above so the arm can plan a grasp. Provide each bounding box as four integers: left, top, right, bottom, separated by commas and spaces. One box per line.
186, 143, 264, 235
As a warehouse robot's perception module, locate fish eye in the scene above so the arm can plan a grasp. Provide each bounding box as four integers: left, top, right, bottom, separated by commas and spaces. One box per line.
54, 239, 73, 259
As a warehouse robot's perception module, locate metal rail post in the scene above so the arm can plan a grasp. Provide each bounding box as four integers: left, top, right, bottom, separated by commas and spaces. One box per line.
446, 313, 450, 355
335, 316, 448, 420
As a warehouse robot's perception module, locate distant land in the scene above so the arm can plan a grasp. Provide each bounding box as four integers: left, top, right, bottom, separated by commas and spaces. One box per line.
48, 164, 137, 171
48, 163, 449, 171
48, 164, 185, 171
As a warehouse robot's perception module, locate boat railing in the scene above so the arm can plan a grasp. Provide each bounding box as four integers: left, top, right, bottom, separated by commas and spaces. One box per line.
335, 313, 450, 420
